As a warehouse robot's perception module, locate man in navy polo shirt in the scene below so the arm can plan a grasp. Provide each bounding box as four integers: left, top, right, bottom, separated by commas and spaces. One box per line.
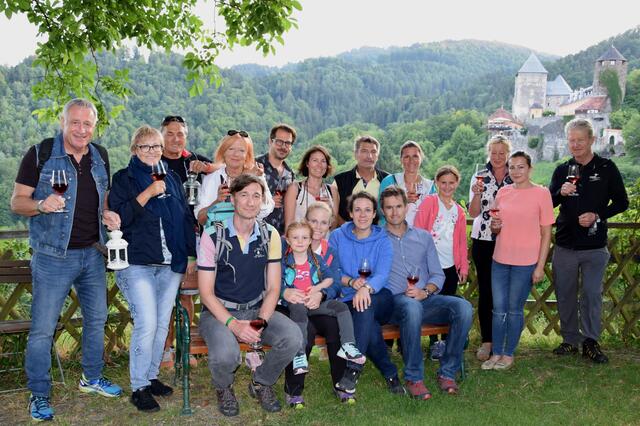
197, 174, 302, 417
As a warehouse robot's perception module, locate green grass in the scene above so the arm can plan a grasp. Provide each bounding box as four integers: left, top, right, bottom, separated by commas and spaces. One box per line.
1, 334, 639, 425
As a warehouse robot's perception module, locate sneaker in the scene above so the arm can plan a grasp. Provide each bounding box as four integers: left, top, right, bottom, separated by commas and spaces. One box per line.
78, 374, 123, 397
553, 342, 579, 356
582, 338, 609, 364
337, 342, 367, 365
333, 388, 356, 404
335, 366, 362, 393
29, 394, 54, 422
216, 386, 239, 417
430, 340, 446, 361
437, 375, 459, 395
405, 380, 432, 400
285, 393, 305, 409
292, 352, 309, 375
248, 380, 281, 413
149, 379, 173, 397
386, 375, 407, 395
130, 387, 160, 412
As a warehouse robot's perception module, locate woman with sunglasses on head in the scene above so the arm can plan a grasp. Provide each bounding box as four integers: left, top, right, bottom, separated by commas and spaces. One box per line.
284, 145, 339, 230
108, 125, 196, 412
195, 130, 274, 227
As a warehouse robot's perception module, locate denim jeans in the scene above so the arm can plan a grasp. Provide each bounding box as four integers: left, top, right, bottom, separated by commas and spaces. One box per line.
26, 247, 108, 397
199, 309, 302, 388
347, 288, 397, 379
491, 261, 536, 357
390, 294, 472, 381
116, 264, 182, 391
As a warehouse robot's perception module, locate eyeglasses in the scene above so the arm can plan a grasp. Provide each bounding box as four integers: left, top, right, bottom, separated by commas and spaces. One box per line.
228, 129, 249, 137
272, 138, 294, 148
162, 116, 186, 126
136, 144, 163, 153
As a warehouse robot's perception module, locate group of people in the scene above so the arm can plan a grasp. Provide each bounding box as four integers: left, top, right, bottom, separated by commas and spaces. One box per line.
11, 98, 628, 421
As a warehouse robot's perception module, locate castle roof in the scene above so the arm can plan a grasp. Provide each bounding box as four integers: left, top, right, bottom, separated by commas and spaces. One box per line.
597, 45, 626, 62
517, 53, 548, 74
530, 103, 543, 109
575, 96, 608, 113
547, 75, 572, 96
488, 107, 516, 122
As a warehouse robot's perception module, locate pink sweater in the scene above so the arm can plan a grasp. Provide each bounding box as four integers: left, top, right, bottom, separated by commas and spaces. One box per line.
414, 195, 469, 276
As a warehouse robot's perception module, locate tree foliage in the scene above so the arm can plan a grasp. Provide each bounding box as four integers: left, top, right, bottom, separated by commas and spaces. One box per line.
599, 69, 623, 111
622, 113, 640, 159
0, 0, 301, 130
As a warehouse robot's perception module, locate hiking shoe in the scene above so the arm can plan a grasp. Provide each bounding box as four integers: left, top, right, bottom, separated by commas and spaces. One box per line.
553, 342, 578, 356
149, 379, 173, 397
437, 375, 459, 395
582, 338, 609, 364
292, 352, 309, 375
430, 340, 446, 361
285, 393, 305, 409
333, 389, 356, 404
248, 380, 281, 413
337, 342, 367, 365
405, 380, 432, 400
386, 375, 406, 395
78, 374, 123, 397
130, 387, 160, 412
29, 394, 54, 422
335, 366, 362, 393
216, 386, 239, 417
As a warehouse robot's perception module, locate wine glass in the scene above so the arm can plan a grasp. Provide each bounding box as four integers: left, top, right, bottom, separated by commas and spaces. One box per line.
488, 199, 500, 218
406, 266, 420, 289
244, 318, 266, 370
151, 162, 170, 198
358, 258, 372, 280
475, 164, 487, 186
566, 164, 580, 197
249, 318, 266, 350
50, 169, 68, 213
316, 184, 331, 203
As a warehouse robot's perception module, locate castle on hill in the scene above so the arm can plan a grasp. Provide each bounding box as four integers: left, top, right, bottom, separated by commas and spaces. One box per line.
488, 46, 627, 161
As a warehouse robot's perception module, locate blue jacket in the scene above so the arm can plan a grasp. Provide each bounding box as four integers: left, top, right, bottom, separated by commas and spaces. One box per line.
108, 161, 196, 273
280, 247, 341, 305
29, 133, 110, 257
328, 222, 393, 302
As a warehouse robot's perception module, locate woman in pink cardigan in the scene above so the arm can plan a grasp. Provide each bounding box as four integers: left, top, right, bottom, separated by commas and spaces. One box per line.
414, 165, 469, 360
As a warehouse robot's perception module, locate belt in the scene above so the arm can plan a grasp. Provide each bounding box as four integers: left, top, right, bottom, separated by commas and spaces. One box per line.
218, 294, 263, 311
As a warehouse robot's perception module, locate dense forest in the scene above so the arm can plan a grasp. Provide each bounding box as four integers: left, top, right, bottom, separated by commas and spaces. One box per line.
1, 28, 639, 227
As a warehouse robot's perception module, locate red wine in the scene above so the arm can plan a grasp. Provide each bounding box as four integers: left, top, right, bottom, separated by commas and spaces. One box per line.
250, 319, 266, 331
358, 269, 372, 279
489, 208, 500, 216
275, 190, 284, 197
151, 172, 166, 181
52, 183, 68, 195
407, 276, 419, 286
476, 175, 484, 184
567, 176, 579, 185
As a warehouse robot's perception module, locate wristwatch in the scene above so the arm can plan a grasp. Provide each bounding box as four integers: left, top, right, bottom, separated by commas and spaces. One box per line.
36, 200, 45, 214
423, 288, 433, 299
364, 284, 374, 294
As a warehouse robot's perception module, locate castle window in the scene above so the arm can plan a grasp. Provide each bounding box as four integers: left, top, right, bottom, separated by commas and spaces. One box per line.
609, 135, 615, 145
609, 60, 616, 65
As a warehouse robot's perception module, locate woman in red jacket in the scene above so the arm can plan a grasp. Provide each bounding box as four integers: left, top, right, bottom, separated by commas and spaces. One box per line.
414, 165, 468, 360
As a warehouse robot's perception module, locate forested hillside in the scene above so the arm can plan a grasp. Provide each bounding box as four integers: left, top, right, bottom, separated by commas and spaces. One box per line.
1, 29, 639, 227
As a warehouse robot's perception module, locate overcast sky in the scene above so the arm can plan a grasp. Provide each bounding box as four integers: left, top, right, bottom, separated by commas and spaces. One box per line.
1, 0, 637, 68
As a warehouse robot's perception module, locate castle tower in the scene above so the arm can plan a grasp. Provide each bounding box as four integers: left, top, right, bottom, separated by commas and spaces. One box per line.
512, 53, 548, 121
592, 45, 628, 101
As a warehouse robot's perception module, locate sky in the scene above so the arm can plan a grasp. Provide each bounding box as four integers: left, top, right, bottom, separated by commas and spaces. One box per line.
0, 0, 638, 68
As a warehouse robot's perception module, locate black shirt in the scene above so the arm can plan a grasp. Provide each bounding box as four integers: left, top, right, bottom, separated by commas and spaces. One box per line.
549, 154, 629, 250
162, 153, 211, 183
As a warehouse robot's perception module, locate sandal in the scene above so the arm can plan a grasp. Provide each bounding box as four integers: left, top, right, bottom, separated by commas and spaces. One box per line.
476, 346, 491, 362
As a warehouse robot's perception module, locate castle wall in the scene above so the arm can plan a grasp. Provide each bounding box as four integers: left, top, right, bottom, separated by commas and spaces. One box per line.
593, 60, 628, 101
512, 73, 547, 121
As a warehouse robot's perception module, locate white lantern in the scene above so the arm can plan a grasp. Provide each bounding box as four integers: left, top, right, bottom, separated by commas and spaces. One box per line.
183, 172, 201, 206
106, 230, 129, 270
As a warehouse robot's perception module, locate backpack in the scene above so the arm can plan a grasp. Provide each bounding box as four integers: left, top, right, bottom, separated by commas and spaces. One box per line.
36, 137, 110, 180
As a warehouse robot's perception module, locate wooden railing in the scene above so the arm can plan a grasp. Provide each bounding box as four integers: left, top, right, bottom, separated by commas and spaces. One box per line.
0, 222, 638, 354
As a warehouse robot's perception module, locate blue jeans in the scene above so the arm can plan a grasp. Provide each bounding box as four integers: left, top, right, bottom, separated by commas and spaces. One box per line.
491, 261, 535, 356
26, 247, 108, 397
347, 288, 397, 379
391, 294, 472, 381
116, 265, 182, 391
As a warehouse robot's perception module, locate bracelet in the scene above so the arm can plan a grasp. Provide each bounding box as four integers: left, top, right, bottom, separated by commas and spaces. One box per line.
347, 278, 354, 287
225, 316, 236, 327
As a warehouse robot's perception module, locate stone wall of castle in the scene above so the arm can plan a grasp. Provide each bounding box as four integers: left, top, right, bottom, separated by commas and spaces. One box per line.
512, 73, 547, 120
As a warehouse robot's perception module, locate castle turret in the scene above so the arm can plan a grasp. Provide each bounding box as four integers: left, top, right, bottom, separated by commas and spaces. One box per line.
592, 45, 628, 102
512, 53, 548, 121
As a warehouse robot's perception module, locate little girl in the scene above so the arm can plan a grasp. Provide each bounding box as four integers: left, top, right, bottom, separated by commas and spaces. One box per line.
281, 221, 366, 382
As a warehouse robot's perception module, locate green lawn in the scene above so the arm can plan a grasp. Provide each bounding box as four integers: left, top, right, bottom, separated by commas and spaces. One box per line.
1, 335, 639, 425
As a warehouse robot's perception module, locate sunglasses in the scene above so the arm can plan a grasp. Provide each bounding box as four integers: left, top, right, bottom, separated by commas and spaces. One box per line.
228, 129, 249, 137
162, 115, 186, 126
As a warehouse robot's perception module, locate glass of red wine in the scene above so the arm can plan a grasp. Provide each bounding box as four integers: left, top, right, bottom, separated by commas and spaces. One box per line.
406, 266, 419, 289
219, 175, 231, 202
358, 258, 372, 280
566, 164, 580, 197
249, 318, 266, 350
151, 162, 170, 198
50, 169, 68, 213
275, 174, 289, 198
475, 164, 487, 186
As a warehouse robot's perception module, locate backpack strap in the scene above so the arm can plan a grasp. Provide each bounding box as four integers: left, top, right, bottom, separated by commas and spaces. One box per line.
36, 138, 110, 183
213, 221, 226, 263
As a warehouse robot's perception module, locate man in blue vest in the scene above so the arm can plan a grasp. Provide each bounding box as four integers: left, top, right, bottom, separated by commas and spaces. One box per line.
198, 174, 302, 417
11, 98, 123, 422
